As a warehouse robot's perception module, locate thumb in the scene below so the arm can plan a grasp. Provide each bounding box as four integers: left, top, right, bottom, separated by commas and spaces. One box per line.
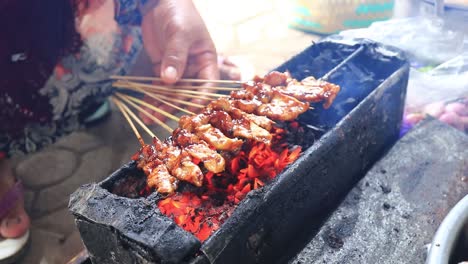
161, 36, 190, 84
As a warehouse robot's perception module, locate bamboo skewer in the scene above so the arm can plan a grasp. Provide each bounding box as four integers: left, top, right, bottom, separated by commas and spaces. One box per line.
115, 93, 174, 133
115, 84, 217, 102
114, 81, 229, 98
112, 97, 146, 146
143, 89, 215, 101
111, 75, 243, 85
150, 94, 204, 108
172, 85, 240, 91
115, 78, 316, 114
114, 85, 205, 108
116, 98, 157, 139
118, 81, 195, 115
112, 75, 321, 147
145, 89, 217, 101
115, 93, 180, 122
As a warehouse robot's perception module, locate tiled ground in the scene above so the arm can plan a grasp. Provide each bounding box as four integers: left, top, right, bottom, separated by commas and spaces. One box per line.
11, 1, 318, 263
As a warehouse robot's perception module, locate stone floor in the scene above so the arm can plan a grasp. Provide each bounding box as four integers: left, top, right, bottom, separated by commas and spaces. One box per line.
10, 1, 318, 263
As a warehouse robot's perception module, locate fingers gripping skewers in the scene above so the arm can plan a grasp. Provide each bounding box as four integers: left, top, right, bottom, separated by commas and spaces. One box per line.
113, 71, 341, 195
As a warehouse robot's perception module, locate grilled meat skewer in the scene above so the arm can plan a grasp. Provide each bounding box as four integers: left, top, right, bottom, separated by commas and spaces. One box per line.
134, 71, 341, 194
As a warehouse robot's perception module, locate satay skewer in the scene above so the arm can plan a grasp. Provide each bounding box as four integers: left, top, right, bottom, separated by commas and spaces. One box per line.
112, 97, 147, 146
171, 85, 240, 91
141, 89, 218, 101
115, 93, 174, 133
114, 81, 227, 100
111, 75, 243, 85
113, 81, 229, 98
151, 94, 204, 108
122, 84, 314, 112
117, 81, 195, 115
116, 98, 157, 139
126, 87, 315, 112
115, 93, 180, 122
115, 83, 216, 102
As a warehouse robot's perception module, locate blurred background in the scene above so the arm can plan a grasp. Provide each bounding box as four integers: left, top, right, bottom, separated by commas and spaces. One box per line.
192, 0, 467, 77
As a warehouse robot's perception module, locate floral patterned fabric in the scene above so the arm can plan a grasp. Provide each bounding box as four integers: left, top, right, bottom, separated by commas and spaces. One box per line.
0, 0, 145, 157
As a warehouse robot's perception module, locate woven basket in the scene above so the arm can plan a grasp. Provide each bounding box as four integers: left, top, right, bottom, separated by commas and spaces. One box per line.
289, 0, 395, 34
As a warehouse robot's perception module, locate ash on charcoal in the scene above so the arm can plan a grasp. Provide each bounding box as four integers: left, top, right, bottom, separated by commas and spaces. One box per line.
323, 232, 344, 249
290, 118, 468, 264
382, 202, 392, 210
379, 184, 391, 194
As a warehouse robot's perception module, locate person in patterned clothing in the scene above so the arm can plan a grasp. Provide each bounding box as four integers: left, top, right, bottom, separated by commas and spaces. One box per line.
0, 0, 219, 261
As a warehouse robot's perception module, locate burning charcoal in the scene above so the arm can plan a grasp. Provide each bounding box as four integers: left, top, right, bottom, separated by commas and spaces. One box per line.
157, 127, 303, 241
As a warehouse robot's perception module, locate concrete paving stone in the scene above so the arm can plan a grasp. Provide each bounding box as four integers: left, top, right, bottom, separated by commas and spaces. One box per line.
58, 230, 86, 263
34, 146, 113, 215
24, 189, 36, 214
15, 149, 78, 189
19, 228, 65, 264
87, 106, 142, 148
33, 207, 77, 238
20, 229, 84, 264
54, 131, 103, 153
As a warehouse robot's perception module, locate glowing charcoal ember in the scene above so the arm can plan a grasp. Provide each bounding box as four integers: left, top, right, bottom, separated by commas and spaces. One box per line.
157, 124, 302, 241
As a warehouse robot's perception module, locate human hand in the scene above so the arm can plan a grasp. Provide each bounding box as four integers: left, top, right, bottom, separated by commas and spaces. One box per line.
139, 0, 219, 124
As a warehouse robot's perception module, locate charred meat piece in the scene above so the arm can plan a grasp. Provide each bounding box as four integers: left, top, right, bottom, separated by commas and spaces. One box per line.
256, 91, 309, 121
173, 129, 226, 174
231, 99, 262, 114
263, 71, 289, 86
208, 111, 234, 135
147, 162, 179, 195
206, 109, 272, 144
196, 124, 243, 152
242, 112, 274, 131
135, 144, 179, 195
232, 119, 272, 144
185, 143, 225, 174
171, 150, 204, 187
280, 77, 340, 109
153, 138, 205, 188
208, 98, 274, 131
180, 113, 244, 152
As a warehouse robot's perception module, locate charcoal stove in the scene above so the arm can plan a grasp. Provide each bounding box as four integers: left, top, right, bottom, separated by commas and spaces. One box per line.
69, 37, 409, 264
